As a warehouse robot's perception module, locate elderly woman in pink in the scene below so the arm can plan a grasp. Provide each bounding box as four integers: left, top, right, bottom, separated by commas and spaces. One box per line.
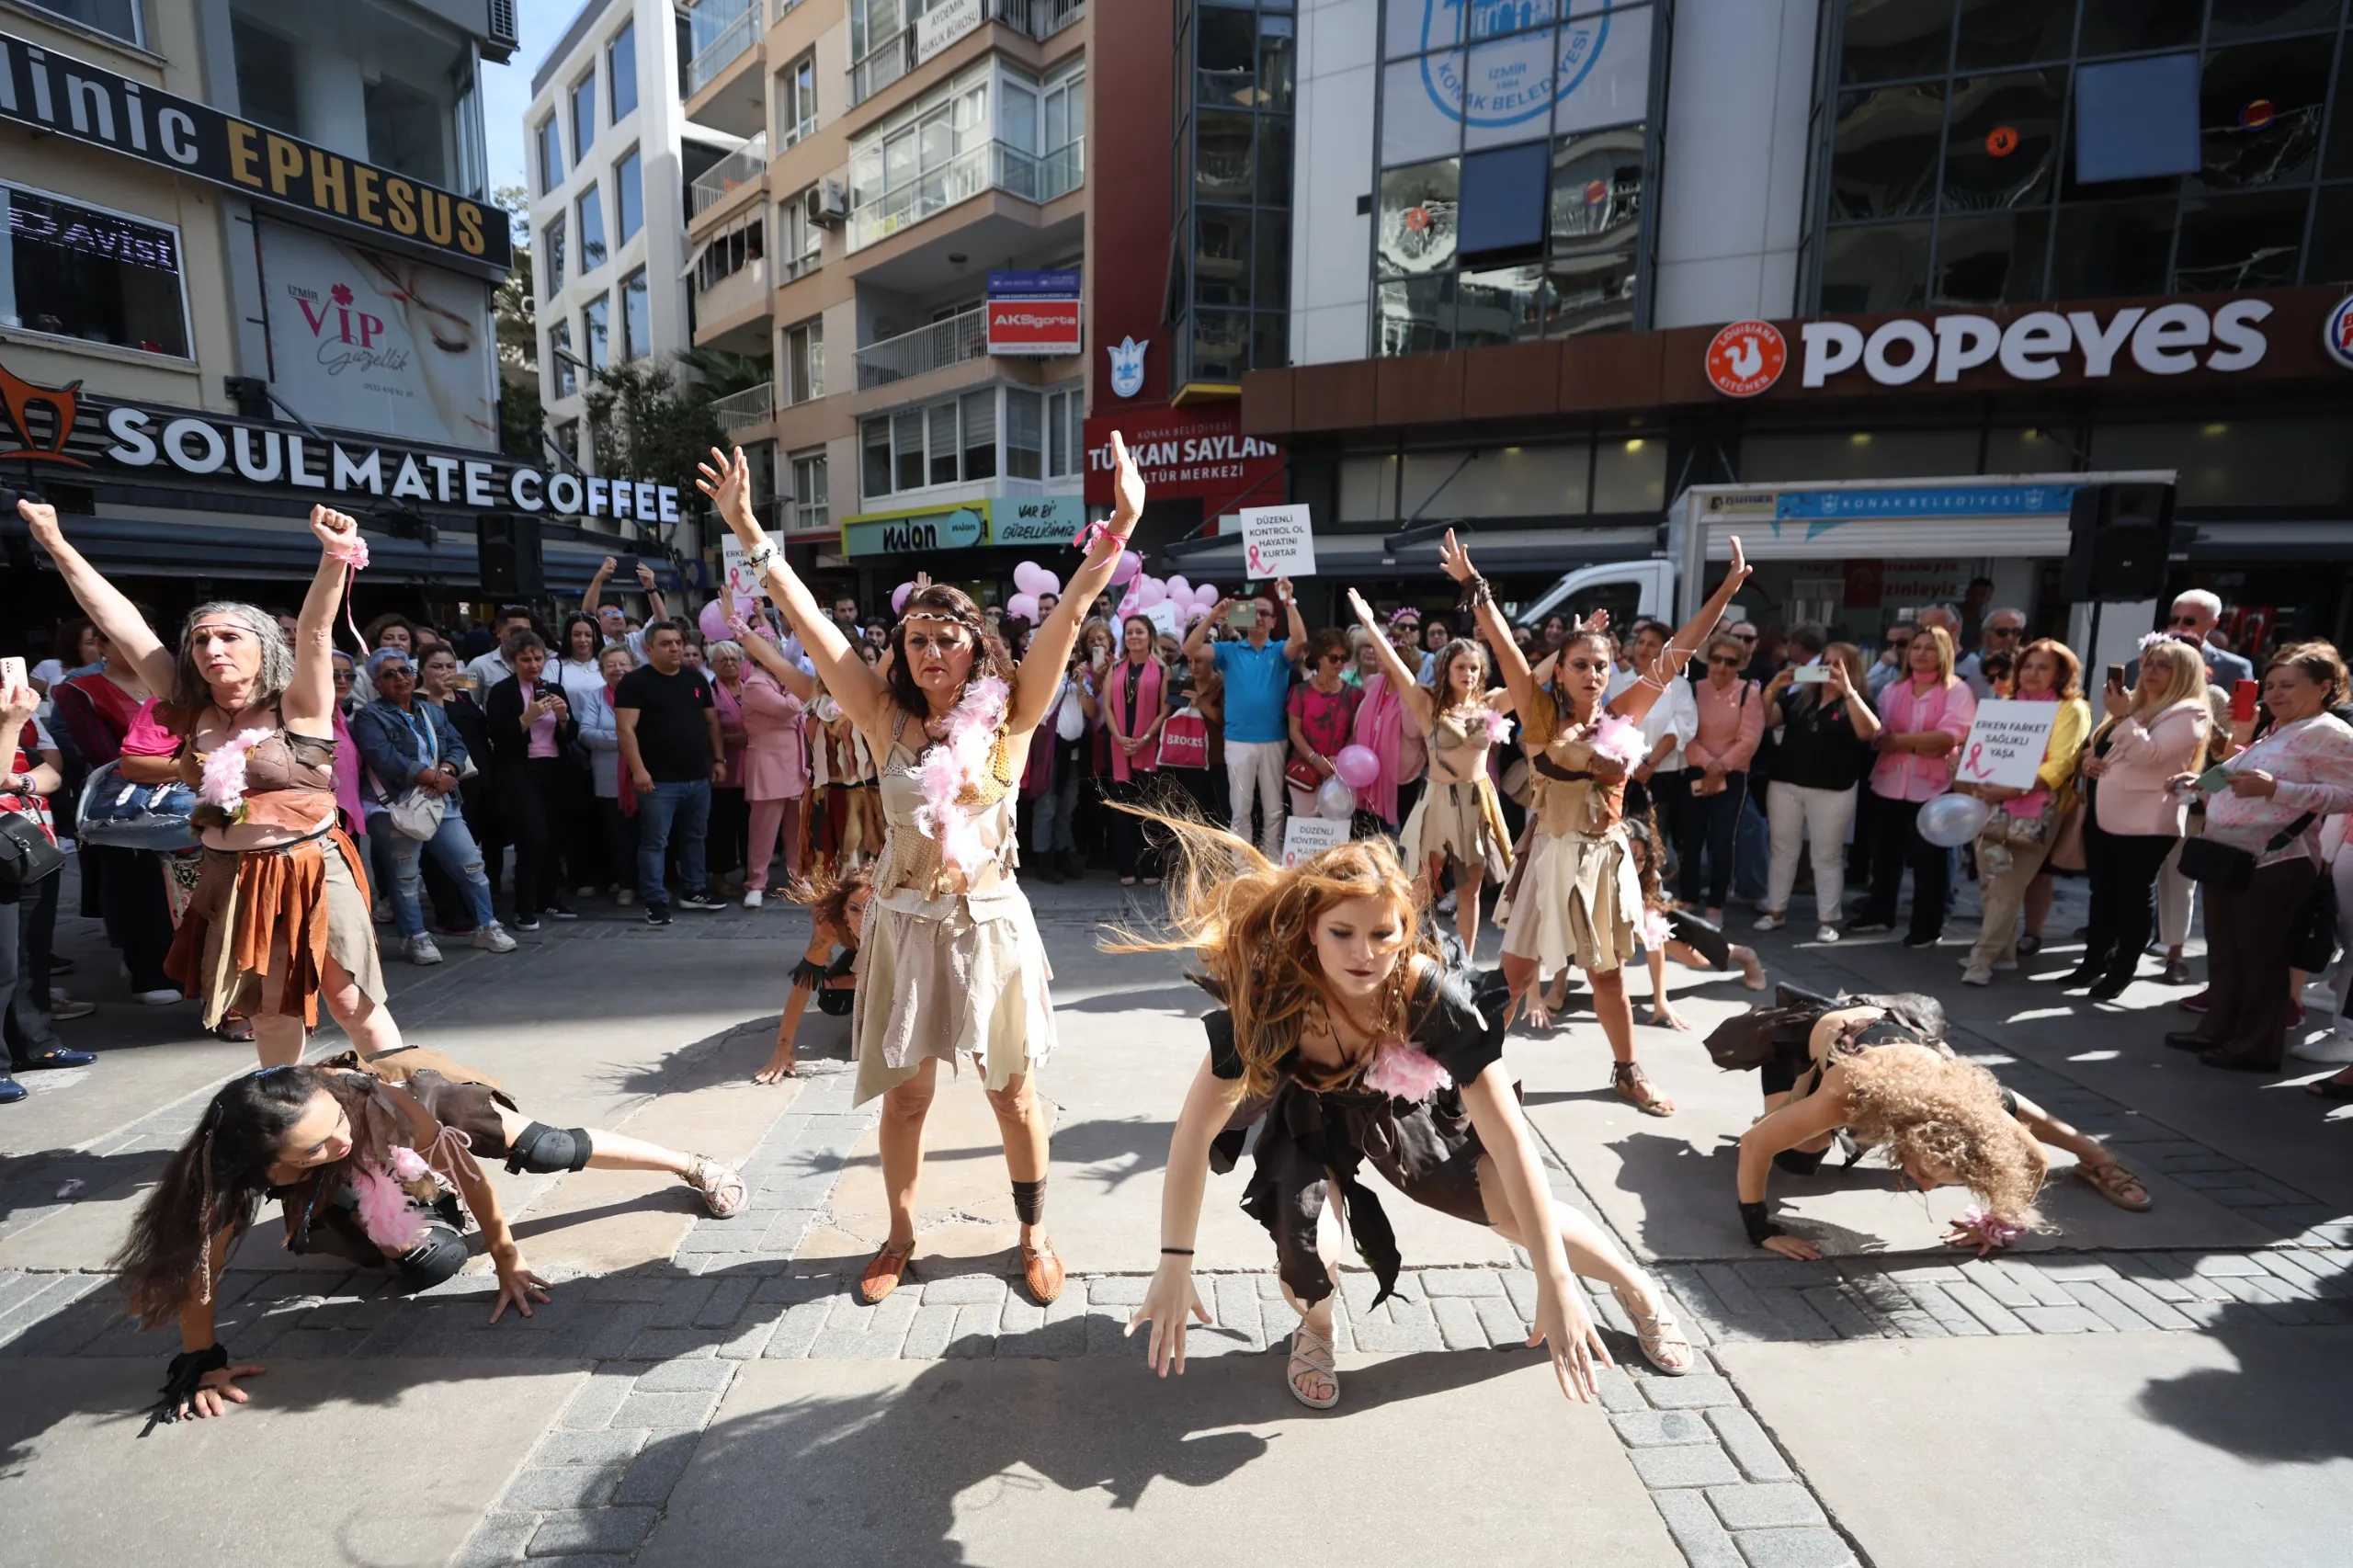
722, 599, 817, 908
1853, 625, 1975, 947
2068, 639, 2209, 1000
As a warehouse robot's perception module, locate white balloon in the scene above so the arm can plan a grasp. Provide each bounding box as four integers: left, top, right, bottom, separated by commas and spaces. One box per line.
1316, 778, 1357, 821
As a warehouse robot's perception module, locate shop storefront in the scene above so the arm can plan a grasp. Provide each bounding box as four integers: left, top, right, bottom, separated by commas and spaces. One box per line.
832, 493, 1089, 614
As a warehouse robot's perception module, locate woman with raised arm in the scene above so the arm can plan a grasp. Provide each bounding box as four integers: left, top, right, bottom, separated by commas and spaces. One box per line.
721, 585, 818, 906
1451, 528, 1752, 1118
1118, 825, 1689, 1410
18, 499, 400, 1068
699, 437, 1149, 1307
1347, 588, 1511, 955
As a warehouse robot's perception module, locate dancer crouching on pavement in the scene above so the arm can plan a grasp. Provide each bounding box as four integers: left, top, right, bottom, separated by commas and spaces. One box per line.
115, 1053, 745, 1424
1345, 587, 1512, 956
1711, 988, 2151, 1260
1119, 825, 1690, 1409
700, 435, 1149, 1306
1455, 528, 1755, 1117
757, 865, 871, 1084
22, 499, 397, 1067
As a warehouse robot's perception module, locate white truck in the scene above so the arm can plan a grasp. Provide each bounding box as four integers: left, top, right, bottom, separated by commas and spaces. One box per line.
1514, 471, 2177, 670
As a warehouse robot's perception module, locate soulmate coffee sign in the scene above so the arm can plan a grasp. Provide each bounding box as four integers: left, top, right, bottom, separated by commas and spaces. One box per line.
0, 30, 510, 273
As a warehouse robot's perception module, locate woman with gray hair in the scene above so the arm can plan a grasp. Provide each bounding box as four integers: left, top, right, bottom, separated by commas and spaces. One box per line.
17, 498, 403, 1068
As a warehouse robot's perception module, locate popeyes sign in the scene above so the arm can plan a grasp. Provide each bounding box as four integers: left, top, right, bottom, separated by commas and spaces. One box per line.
1698, 293, 2352, 399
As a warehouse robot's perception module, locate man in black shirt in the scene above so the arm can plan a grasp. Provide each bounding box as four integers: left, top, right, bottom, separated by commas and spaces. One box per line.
615, 620, 729, 924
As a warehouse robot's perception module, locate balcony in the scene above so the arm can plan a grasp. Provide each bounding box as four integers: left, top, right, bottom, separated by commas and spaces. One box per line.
846, 137, 1084, 252
849, 0, 1086, 107
690, 132, 767, 219
855, 304, 987, 391
687, 0, 763, 98
712, 382, 776, 435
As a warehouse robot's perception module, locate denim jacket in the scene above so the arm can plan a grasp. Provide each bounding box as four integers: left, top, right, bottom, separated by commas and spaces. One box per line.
350, 699, 469, 809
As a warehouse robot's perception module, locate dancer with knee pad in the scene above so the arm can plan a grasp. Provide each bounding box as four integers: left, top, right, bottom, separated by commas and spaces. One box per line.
115, 1055, 745, 1425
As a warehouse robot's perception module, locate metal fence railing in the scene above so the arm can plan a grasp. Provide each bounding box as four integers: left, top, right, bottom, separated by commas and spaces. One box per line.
854, 304, 988, 390
845, 137, 1083, 251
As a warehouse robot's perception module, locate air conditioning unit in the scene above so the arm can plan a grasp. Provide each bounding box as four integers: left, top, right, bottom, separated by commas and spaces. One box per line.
809, 179, 848, 228
487, 0, 519, 52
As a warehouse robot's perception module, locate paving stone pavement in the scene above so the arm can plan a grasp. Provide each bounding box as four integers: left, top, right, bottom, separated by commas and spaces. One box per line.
4, 882, 2348, 1567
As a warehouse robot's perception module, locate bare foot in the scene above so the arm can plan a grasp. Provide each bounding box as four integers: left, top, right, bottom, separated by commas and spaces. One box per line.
1733, 944, 1768, 991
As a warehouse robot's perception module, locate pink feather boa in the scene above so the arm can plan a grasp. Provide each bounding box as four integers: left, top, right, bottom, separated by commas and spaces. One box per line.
911, 676, 1010, 877
197, 727, 275, 814
1586, 711, 1647, 770
350, 1160, 427, 1252
1362, 1042, 1452, 1103
1483, 709, 1513, 744
1951, 1206, 2024, 1251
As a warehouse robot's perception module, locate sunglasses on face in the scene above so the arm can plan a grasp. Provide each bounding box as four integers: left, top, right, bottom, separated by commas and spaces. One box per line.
1709, 654, 1744, 666
1986, 625, 2021, 637
333, 669, 355, 682
378, 666, 414, 681
1322, 653, 1347, 665
2168, 615, 2202, 628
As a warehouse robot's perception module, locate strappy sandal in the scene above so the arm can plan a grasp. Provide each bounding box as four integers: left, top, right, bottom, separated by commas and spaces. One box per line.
2074, 1159, 2153, 1212
1020, 1238, 1065, 1304
1613, 1283, 1693, 1375
1611, 1061, 1676, 1118
1286, 1323, 1339, 1409
859, 1240, 916, 1304
683, 1155, 746, 1219
214, 1013, 256, 1043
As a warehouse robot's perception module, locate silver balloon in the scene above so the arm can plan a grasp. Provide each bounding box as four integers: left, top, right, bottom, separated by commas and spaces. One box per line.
1316, 778, 1358, 821
1915, 790, 1993, 848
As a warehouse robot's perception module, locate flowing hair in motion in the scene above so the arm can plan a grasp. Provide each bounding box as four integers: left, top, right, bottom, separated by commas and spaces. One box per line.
1102, 805, 1440, 1104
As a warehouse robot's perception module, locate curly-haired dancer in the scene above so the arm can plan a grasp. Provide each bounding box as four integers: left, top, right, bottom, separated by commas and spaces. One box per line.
699, 436, 1148, 1306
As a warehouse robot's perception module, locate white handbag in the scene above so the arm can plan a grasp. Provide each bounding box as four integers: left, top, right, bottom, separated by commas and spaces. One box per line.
386, 787, 447, 841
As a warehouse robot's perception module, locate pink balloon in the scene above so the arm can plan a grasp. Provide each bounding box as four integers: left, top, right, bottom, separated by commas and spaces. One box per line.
1004, 592, 1040, 623
1136, 577, 1167, 608
1035, 569, 1061, 597
698, 600, 731, 642
1109, 550, 1142, 585
1165, 574, 1193, 603
1334, 744, 1382, 790
1013, 562, 1049, 597
1194, 583, 1222, 608
892, 581, 915, 615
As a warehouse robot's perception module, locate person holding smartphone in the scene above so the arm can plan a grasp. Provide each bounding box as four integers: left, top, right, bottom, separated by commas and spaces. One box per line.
1182, 581, 1308, 862
2069, 642, 2209, 1000
483, 631, 580, 931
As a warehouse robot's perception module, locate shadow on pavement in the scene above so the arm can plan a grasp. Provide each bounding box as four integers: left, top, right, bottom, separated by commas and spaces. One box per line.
2133, 1253, 2353, 1465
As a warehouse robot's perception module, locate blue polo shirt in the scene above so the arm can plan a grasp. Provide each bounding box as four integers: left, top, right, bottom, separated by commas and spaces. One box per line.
1214, 638, 1293, 744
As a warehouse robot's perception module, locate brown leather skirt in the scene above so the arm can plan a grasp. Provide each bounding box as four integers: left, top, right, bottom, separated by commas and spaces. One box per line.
166, 826, 383, 1028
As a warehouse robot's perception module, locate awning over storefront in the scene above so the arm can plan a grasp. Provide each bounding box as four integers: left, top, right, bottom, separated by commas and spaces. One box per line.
2182, 520, 2353, 563
1161, 523, 1657, 580
2, 512, 677, 594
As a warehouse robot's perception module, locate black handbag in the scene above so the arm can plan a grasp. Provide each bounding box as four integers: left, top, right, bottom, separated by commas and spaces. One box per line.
0, 810, 65, 889
2177, 813, 2315, 892
2287, 872, 2340, 973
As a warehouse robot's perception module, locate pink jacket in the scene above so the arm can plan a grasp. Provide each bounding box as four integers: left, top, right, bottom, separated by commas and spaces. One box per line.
1688, 676, 1764, 773
2090, 700, 2209, 837
1869, 676, 1976, 802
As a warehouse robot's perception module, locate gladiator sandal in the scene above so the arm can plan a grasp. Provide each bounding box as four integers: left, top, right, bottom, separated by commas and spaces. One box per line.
1020, 1238, 1065, 1304
859, 1240, 917, 1304
683, 1156, 746, 1219
1286, 1323, 1340, 1410
1612, 1283, 1693, 1376
1610, 1061, 1676, 1118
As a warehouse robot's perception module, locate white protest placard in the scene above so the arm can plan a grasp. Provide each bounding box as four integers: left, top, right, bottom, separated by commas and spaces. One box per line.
1280, 815, 1348, 869
720, 537, 771, 604
1141, 599, 1179, 640
1956, 699, 2059, 791
1240, 505, 1316, 578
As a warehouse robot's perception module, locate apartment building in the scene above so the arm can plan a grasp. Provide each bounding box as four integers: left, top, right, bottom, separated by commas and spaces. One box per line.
0, 0, 673, 630
675, 0, 1091, 605
527, 0, 742, 487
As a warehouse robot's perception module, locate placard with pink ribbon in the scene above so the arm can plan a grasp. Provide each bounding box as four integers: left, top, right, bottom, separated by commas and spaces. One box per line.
1957, 699, 2058, 791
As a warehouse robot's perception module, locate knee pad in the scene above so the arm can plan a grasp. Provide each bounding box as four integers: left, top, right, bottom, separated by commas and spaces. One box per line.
1773, 1146, 1828, 1177
393, 1222, 469, 1290
816, 985, 855, 1017
505, 1120, 594, 1175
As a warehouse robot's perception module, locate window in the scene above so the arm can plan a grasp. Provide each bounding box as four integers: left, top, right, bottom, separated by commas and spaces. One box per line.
583, 295, 610, 373
366, 75, 449, 187
24, 0, 142, 46
1175, 1, 1296, 380
550, 319, 577, 396
785, 316, 824, 405
696, 213, 765, 290
961, 390, 996, 482
779, 193, 822, 280
1371, 6, 1655, 355
542, 214, 566, 292
858, 388, 1027, 499
1046, 388, 1083, 478
577, 185, 607, 271
609, 22, 640, 120
571, 72, 597, 163
233, 18, 301, 136
554, 418, 580, 460
780, 52, 819, 145
1005, 388, 1045, 480
615, 149, 644, 243
621, 267, 650, 359
536, 117, 564, 196
0, 184, 190, 358
791, 449, 830, 533
847, 61, 994, 234
1812, 0, 2353, 305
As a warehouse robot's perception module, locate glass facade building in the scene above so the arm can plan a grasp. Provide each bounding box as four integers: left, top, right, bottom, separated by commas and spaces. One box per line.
1167, 0, 1298, 386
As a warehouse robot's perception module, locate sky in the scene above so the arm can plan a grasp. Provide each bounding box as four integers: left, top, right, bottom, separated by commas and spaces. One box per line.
483, 0, 595, 215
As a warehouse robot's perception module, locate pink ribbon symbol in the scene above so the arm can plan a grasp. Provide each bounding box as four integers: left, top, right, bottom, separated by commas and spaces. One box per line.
1246, 543, 1264, 573
1964, 741, 1988, 777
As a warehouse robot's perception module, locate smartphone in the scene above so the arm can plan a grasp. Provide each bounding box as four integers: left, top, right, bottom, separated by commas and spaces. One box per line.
2105, 663, 2126, 690
0, 656, 25, 691
2193, 762, 2233, 793
1792, 665, 1830, 684
1228, 603, 1258, 631
2230, 678, 2259, 723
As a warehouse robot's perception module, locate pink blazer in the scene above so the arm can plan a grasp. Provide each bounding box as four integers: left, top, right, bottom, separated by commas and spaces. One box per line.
2091, 700, 2209, 837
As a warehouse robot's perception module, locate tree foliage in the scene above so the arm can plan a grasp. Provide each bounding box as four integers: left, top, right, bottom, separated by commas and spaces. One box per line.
583, 360, 722, 517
